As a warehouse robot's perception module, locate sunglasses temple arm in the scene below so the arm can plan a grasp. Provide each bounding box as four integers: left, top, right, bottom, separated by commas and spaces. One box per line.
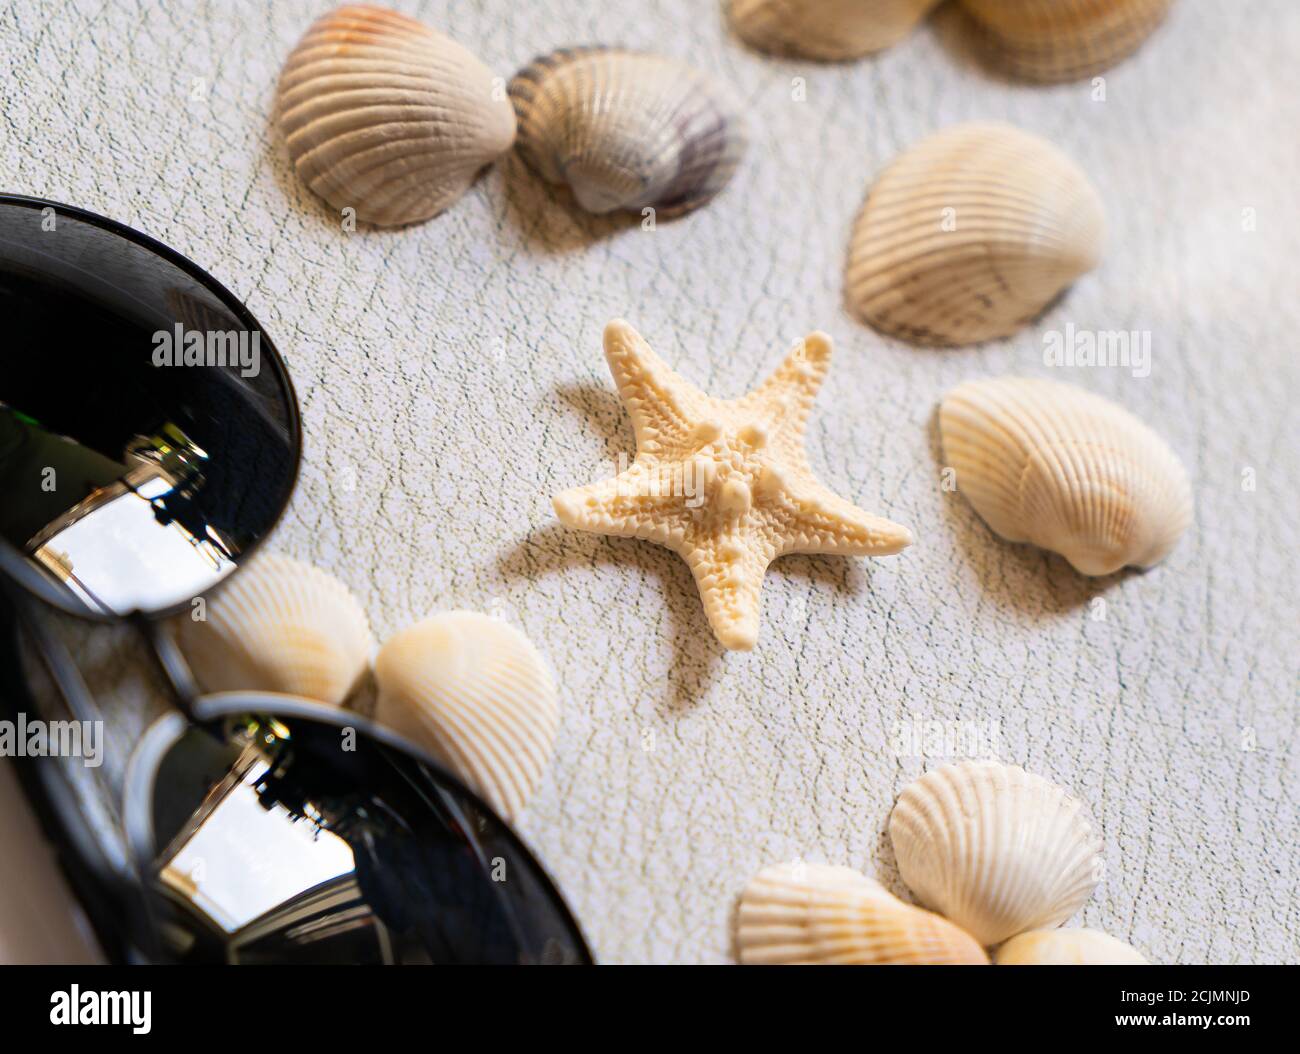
7, 595, 163, 961
139, 615, 200, 719
16, 594, 199, 737
16, 591, 107, 729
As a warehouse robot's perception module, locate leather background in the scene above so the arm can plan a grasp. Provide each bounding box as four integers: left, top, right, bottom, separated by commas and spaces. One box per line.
1, 0, 1296, 964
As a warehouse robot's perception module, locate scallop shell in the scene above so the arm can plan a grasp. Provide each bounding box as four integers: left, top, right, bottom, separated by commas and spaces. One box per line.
736, 862, 989, 964
374, 612, 559, 820
996, 928, 1149, 964
889, 761, 1103, 947
939, 377, 1192, 575
275, 5, 517, 226
728, 0, 941, 60
173, 553, 373, 706
960, 0, 1174, 83
509, 47, 746, 216
845, 122, 1104, 346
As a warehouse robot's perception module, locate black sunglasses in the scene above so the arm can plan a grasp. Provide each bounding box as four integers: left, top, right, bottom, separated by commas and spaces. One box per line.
0, 194, 591, 964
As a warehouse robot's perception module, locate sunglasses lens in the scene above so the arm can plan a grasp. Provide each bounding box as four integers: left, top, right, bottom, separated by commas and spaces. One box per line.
132, 708, 587, 964
0, 199, 298, 618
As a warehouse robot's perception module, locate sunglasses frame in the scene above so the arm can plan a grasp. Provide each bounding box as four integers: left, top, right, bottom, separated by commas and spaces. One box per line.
0, 194, 593, 964
120, 691, 593, 964
0, 191, 302, 622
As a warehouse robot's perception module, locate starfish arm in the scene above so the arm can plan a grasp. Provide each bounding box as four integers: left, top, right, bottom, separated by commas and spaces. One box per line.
763, 473, 913, 557
603, 319, 710, 456
553, 461, 695, 548
685, 533, 776, 651
735, 331, 833, 446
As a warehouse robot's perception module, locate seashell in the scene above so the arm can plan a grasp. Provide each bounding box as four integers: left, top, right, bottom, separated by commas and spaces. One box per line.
275, 5, 517, 226
736, 861, 989, 964
508, 47, 746, 216
939, 376, 1192, 575
889, 761, 1103, 947
374, 612, 559, 820
728, 0, 941, 61
845, 122, 1104, 346
960, 0, 1175, 83
996, 928, 1149, 964
173, 553, 373, 706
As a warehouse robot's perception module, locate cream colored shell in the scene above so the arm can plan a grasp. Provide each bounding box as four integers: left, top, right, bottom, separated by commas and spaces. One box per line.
509, 47, 746, 216
553, 320, 912, 651
374, 612, 559, 820
846, 122, 1104, 346
939, 376, 1192, 575
889, 761, 1103, 947
960, 0, 1174, 83
996, 928, 1149, 964
276, 5, 517, 226
737, 862, 989, 964
173, 553, 373, 706
728, 0, 941, 61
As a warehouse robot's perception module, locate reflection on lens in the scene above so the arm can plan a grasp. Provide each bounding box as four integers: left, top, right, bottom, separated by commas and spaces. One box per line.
139, 710, 587, 964
0, 199, 298, 617
156, 734, 354, 936
13, 417, 238, 614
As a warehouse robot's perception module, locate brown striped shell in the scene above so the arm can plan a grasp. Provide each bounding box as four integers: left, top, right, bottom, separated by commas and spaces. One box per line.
728, 0, 941, 61
960, 0, 1175, 83
509, 47, 746, 216
846, 122, 1105, 346
275, 5, 516, 226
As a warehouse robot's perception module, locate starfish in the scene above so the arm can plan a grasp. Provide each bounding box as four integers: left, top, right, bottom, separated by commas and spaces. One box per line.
553, 320, 913, 650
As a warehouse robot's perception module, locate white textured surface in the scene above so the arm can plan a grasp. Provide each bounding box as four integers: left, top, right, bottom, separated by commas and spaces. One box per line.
2, 0, 1297, 964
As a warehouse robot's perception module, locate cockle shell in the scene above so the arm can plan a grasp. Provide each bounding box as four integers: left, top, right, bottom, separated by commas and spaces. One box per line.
173, 553, 373, 706
889, 761, 1103, 947
960, 0, 1174, 83
939, 377, 1192, 575
275, 5, 517, 226
374, 612, 559, 820
728, 0, 941, 61
996, 928, 1149, 964
845, 122, 1104, 346
509, 47, 746, 216
736, 862, 989, 964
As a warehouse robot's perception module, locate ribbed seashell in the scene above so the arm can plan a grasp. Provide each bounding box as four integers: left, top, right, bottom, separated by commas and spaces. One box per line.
728, 0, 941, 61
509, 47, 746, 216
736, 862, 989, 964
996, 928, 1149, 964
845, 122, 1104, 346
374, 612, 559, 820
889, 761, 1103, 947
939, 377, 1192, 575
173, 553, 373, 706
960, 0, 1174, 83
275, 5, 517, 226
